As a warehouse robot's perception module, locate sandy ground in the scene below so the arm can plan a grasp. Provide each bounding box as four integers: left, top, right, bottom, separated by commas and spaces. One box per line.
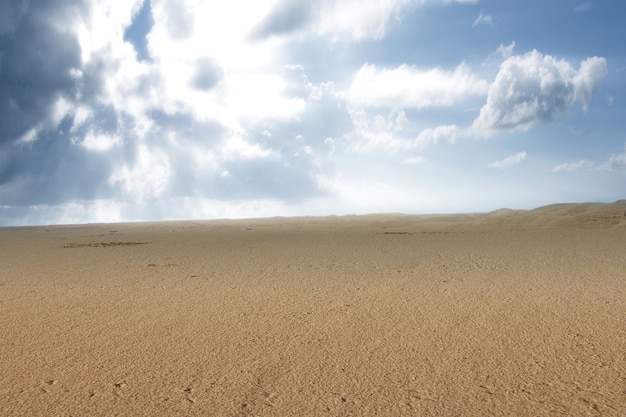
1, 202, 625, 416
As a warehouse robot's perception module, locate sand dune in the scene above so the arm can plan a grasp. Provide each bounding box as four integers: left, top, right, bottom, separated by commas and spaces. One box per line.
1, 202, 625, 416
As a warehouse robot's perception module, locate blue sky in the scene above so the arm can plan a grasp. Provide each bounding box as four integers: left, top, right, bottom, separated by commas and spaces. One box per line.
0, 0, 624, 225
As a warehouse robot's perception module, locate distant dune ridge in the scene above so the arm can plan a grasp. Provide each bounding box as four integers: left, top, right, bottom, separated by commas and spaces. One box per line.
1, 201, 625, 416
488, 199, 626, 227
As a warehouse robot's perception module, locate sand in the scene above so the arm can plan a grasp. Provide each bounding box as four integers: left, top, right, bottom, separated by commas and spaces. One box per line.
1, 201, 625, 416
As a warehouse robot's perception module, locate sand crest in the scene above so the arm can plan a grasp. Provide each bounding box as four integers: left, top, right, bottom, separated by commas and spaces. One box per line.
1, 202, 625, 416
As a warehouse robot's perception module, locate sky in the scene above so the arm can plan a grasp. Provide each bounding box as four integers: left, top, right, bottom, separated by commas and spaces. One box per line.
0, 0, 624, 225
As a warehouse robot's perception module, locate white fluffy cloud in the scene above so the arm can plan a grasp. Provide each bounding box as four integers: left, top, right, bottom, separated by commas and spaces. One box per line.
349, 63, 488, 109
575, 56, 609, 112
488, 151, 527, 168
347, 49, 609, 152
473, 50, 607, 133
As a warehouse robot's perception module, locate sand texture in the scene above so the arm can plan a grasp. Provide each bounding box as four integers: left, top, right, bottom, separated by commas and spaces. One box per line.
1, 202, 625, 416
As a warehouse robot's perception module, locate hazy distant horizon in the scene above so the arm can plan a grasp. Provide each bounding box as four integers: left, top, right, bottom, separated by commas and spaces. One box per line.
3, 199, 625, 227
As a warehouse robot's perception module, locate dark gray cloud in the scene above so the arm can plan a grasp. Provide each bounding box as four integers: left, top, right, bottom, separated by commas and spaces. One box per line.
249, 0, 312, 40
0, 1, 83, 143
0, 101, 143, 207
0, 0, 110, 210
0, 0, 29, 36
1, 1, 153, 210
0, 120, 116, 206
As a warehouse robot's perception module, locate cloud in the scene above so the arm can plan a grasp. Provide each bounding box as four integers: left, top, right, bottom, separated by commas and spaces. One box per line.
76, 1, 144, 64
221, 135, 276, 161
495, 41, 515, 59
347, 108, 410, 151
189, 57, 223, 91
0, 0, 336, 215
251, 0, 479, 42
472, 12, 493, 27
575, 56, 608, 112
0, 126, 117, 206
153, 0, 195, 40
473, 50, 607, 133
347, 107, 463, 151
574, 2, 593, 13
0, 0, 30, 36
0, 2, 136, 208
313, 0, 412, 41
349, 63, 488, 109
249, 0, 415, 42
1, 0, 621, 226
75, 130, 122, 151
598, 146, 626, 171
413, 125, 463, 147
0, 2, 84, 145
552, 159, 595, 172
568, 126, 591, 137
249, 0, 313, 40
222, 72, 307, 121
488, 151, 527, 168
553, 146, 626, 173
109, 144, 171, 201
403, 156, 425, 165
607, 94, 614, 106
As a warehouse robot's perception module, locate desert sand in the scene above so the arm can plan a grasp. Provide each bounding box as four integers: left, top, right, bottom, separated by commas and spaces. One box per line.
1, 201, 625, 416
